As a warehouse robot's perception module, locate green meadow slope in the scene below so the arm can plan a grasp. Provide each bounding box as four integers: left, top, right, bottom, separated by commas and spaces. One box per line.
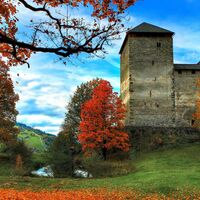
17, 123, 56, 152
0, 123, 55, 154
0, 143, 199, 194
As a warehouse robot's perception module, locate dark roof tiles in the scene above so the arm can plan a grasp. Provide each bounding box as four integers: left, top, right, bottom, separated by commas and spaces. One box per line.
119, 22, 174, 54
128, 22, 174, 34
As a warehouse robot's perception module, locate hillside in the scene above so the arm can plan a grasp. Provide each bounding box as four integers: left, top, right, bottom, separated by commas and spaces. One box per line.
17, 123, 56, 153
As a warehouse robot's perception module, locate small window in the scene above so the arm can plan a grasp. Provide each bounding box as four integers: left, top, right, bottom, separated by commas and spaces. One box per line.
191, 120, 195, 126
178, 70, 182, 74
149, 90, 152, 97
155, 103, 159, 108
157, 42, 161, 48
152, 60, 155, 65
192, 70, 196, 74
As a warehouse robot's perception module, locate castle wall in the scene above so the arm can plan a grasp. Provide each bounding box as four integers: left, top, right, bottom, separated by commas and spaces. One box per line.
128, 35, 175, 127
174, 70, 200, 127
120, 37, 130, 124
120, 29, 200, 128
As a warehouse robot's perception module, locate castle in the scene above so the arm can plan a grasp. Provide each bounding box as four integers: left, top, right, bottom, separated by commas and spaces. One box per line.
120, 22, 200, 128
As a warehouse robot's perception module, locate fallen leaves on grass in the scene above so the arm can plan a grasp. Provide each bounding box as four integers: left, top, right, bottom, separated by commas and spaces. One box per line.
0, 189, 199, 200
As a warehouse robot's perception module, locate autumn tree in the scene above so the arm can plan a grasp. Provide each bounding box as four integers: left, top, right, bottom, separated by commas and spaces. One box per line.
0, 0, 136, 68
78, 80, 129, 160
61, 78, 100, 150
0, 60, 19, 143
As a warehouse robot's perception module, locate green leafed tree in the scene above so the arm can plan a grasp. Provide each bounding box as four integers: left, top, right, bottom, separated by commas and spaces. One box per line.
61, 78, 101, 150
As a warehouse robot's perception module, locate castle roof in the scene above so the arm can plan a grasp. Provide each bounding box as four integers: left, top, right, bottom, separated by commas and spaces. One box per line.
128, 22, 174, 34
174, 64, 200, 71
119, 22, 174, 54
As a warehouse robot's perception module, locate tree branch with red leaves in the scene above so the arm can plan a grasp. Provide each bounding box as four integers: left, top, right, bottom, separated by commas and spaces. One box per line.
0, 0, 136, 67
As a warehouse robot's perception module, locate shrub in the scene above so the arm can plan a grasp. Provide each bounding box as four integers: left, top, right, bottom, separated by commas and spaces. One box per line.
0, 143, 7, 153
80, 154, 135, 177
31, 153, 49, 170
127, 127, 200, 152
106, 150, 130, 161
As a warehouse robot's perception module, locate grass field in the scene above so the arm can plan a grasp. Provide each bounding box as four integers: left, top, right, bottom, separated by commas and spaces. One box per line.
0, 143, 199, 195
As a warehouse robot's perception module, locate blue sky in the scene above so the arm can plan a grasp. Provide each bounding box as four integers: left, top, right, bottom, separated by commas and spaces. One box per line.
10, 0, 200, 135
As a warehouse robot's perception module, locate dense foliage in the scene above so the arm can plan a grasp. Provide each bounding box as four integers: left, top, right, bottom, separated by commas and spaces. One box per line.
78, 80, 129, 160
0, 0, 136, 67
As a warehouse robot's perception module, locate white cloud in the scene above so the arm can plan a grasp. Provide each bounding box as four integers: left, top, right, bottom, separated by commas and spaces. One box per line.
17, 114, 63, 125
10, 51, 120, 135
33, 126, 60, 135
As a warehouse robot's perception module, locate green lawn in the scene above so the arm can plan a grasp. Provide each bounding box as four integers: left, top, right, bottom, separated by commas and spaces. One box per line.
0, 144, 199, 194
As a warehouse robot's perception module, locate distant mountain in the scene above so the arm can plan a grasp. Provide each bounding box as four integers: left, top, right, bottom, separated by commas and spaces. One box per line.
16, 123, 56, 153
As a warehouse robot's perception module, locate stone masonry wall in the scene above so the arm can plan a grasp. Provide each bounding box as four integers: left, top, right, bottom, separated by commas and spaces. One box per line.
174, 70, 200, 127
128, 35, 175, 127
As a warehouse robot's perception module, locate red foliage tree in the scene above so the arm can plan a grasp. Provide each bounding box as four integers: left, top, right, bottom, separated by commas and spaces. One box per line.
0, 0, 136, 67
0, 60, 19, 143
78, 80, 129, 160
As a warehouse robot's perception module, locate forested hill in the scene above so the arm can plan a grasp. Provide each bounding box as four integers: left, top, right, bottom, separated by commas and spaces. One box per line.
16, 123, 56, 152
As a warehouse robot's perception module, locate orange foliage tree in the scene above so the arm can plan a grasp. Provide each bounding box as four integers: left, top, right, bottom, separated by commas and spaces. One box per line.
78, 80, 129, 160
0, 60, 19, 143
0, 0, 136, 67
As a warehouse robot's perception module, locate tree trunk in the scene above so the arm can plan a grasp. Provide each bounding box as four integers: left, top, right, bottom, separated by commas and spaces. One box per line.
102, 148, 107, 160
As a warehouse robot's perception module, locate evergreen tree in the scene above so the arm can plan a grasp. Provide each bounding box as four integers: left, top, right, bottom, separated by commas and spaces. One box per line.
48, 133, 73, 177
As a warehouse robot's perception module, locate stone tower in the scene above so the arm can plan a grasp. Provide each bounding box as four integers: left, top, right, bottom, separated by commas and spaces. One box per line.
120, 22, 175, 127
